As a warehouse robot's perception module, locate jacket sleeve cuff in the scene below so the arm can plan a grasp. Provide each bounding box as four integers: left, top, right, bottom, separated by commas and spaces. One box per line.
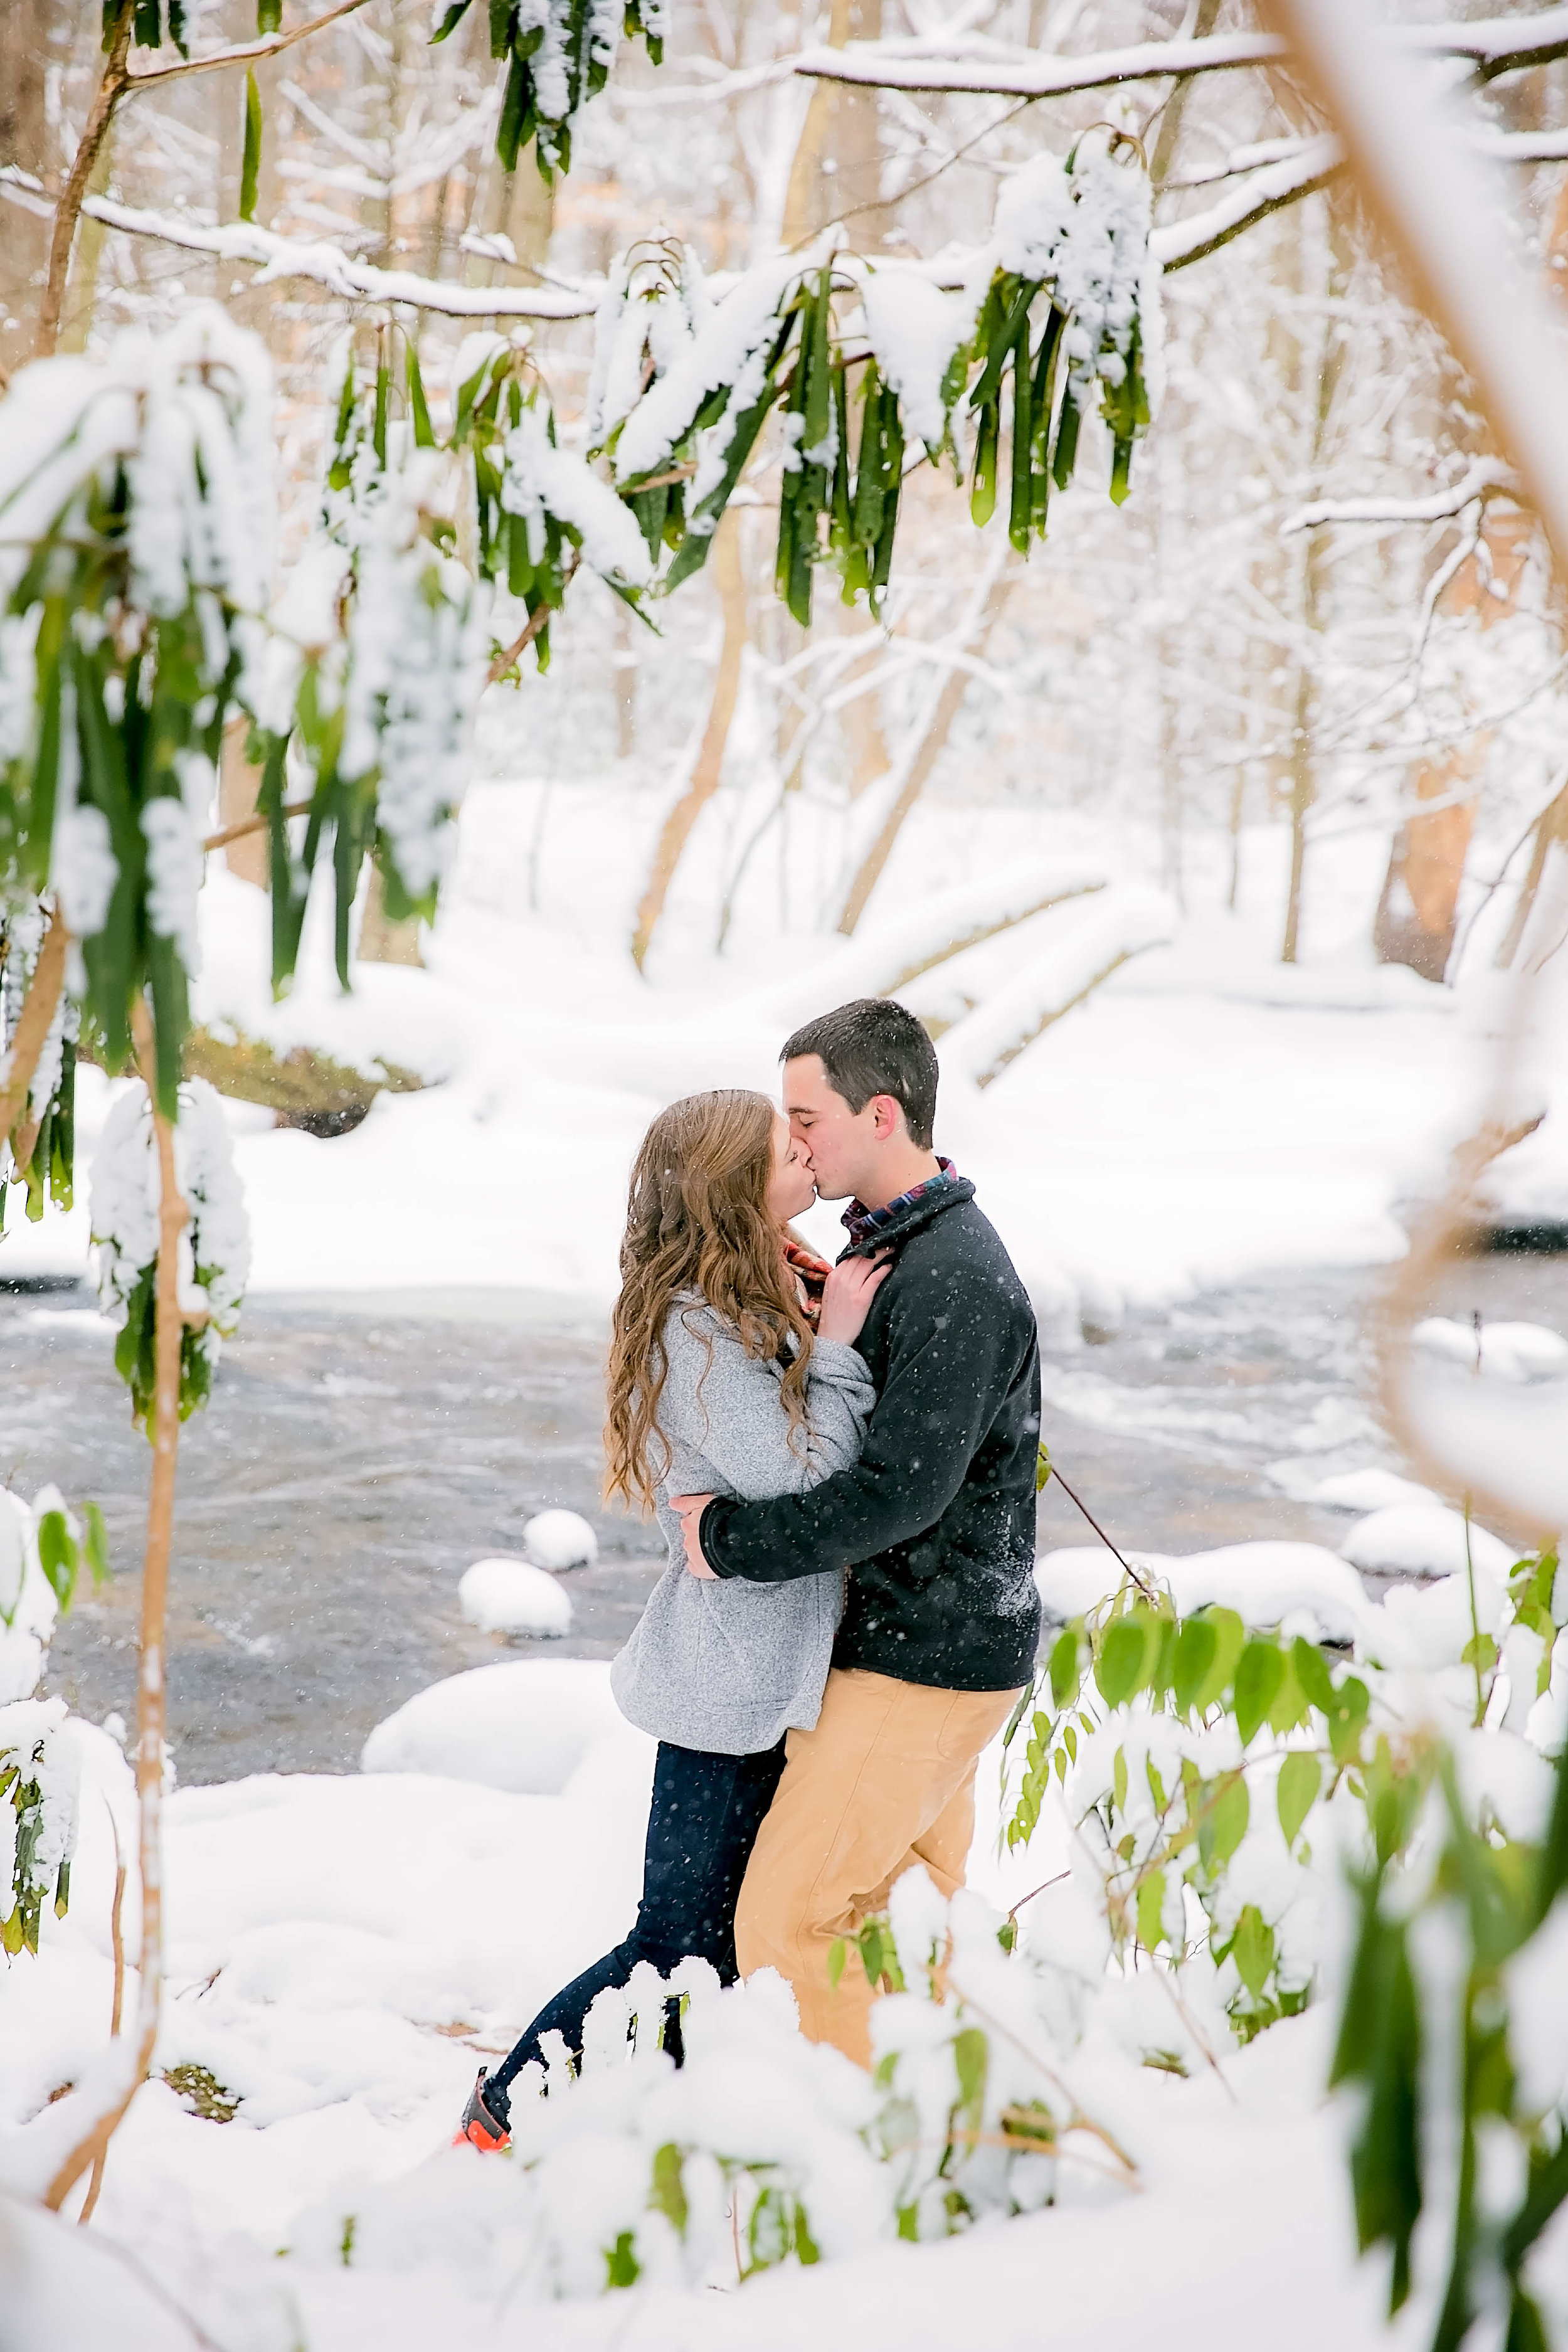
698, 1497, 742, 1578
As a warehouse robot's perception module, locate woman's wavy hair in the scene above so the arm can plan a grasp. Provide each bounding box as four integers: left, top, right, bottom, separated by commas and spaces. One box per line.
605, 1089, 815, 1515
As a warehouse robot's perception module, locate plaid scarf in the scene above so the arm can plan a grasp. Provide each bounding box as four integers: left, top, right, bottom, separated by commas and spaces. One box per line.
782, 1235, 832, 1323
841, 1157, 958, 1251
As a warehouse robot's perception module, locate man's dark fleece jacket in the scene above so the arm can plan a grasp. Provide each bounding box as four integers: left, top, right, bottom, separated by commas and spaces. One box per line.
697, 1175, 1042, 1693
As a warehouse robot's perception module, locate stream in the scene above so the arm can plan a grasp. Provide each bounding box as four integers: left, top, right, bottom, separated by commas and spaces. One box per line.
13, 1251, 1565, 1785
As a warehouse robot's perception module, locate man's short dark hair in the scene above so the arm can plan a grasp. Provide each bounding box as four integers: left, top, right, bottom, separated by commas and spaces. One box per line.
781, 999, 938, 1150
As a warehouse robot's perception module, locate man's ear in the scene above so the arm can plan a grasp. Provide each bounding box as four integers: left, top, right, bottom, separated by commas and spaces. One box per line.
871, 1094, 903, 1141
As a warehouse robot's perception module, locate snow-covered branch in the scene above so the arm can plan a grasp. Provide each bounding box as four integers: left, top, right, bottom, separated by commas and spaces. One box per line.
1163, 135, 1320, 193
1468, 125, 1568, 164
122, 0, 375, 87
73, 196, 599, 320
1413, 4, 1568, 79
1282, 458, 1521, 536
1151, 135, 1345, 272
793, 8, 1568, 99
793, 28, 1286, 100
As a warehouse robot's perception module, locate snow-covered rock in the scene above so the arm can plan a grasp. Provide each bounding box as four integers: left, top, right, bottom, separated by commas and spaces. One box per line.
458, 1556, 573, 1638
1036, 1540, 1369, 1645
360, 1658, 636, 1794
1415, 1316, 1568, 1384
522, 1509, 598, 1571
1308, 1467, 1442, 1515
1340, 1503, 1517, 1581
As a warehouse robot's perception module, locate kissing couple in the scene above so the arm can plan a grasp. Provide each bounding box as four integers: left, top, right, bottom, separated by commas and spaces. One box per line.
460, 995, 1042, 2144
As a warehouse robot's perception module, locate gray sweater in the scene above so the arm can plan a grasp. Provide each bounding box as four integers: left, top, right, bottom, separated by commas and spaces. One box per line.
610, 1300, 875, 1755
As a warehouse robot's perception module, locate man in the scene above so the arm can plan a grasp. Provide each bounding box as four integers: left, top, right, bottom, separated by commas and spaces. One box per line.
670, 997, 1041, 2067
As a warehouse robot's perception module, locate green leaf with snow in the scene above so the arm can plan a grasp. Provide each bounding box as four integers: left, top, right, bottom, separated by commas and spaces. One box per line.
1234, 1640, 1286, 1746
1173, 1614, 1217, 1714
239, 72, 263, 224
36, 1511, 78, 1614
1048, 1626, 1081, 1709
1231, 1905, 1274, 1998
1096, 1616, 1147, 1708
1278, 1751, 1322, 1849
1201, 1772, 1249, 1875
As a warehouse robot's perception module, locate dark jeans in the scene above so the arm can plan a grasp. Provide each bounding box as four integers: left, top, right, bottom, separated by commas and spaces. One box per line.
487, 1735, 787, 2117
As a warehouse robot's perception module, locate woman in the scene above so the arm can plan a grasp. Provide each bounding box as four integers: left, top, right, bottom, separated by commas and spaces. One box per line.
457, 1088, 887, 2147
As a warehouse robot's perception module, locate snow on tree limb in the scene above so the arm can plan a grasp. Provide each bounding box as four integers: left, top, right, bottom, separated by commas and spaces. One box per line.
120, 0, 377, 87
72, 194, 600, 320
936, 889, 1175, 1089
793, 9, 1568, 100
1150, 135, 1345, 272
793, 29, 1288, 100
1283, 457, 1522, 535
750, 857, 1110, 1027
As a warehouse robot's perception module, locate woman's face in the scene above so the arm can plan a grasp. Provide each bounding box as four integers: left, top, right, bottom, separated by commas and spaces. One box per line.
765, 1111, 817, 1224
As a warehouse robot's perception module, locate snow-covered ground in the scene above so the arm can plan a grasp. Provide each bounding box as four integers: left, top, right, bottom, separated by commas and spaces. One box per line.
6, 784, 1560, 1327
0, 1648, 1438, 2352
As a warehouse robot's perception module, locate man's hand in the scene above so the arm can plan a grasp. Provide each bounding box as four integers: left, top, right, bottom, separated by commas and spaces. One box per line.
670, 1493, 719, 1578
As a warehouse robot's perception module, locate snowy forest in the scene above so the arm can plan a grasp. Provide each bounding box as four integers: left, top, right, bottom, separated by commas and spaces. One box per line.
3, 1, 1568, 2346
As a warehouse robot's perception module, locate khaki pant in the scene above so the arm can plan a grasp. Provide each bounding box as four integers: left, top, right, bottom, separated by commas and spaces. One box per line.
734, 1666, 1022, 2067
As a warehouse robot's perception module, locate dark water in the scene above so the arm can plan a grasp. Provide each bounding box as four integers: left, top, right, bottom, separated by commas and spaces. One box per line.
11, 1254, 1565, 1784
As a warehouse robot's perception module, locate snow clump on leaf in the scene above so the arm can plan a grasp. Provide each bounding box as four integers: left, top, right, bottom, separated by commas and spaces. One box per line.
90, 1076, 250, 1425
339, 452, 489, 904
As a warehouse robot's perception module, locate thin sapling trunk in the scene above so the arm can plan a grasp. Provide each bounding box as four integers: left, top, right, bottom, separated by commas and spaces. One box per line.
34, 4, 135, 362
0, 903, 70, 1162
44, 997, 188, 2212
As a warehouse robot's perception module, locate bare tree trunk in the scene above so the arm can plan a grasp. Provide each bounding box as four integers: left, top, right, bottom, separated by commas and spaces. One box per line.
836, 566, 1014, 936
1374, 753, 1483, 983
613, 600, 638, 762
218, 719, 269, 891
34, 1, 134, 361
782, 0, 884, 247
45, 997, 185, 2212
76, 1813, 126, 2227
1496, 782, 1568, 968
0, 1, 55, 364
835, 608, 890, 797
58, 123, 117, 355
0, 905, 68, 1158
1148, 0, 1222, 188
1280, 643, 1315, 964
1227, 767, 1246, 912
632, 511, 748, 969
350, 5, 430, 968
358, 864, 425, 966
1279, 211, 1345, 964
1158, 645, 1185, 913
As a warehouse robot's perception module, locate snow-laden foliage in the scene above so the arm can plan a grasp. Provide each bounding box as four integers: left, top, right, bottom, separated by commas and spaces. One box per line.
90, 1076, 250, 1429
566, 144, 1162, 620
285, 1871, 1134, 2303
429, 0, 667, 177
0, 1481, 105, 1952
0, 1694, 82, 1961
586, 243, 709, 450
0, 306, 273, 1113
501, 406, 655, 597
339, 453, 489, 907
1005, 1525, 1567, 2040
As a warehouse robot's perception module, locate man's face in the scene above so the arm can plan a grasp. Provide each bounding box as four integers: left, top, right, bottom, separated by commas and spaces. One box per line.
783, 1054, 886, 1202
